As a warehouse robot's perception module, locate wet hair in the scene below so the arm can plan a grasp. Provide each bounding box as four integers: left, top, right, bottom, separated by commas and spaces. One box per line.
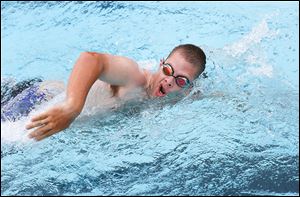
167, 44, 206, 78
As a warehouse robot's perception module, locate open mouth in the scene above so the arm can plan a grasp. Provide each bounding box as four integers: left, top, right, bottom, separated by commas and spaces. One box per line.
158, 85, 166, 96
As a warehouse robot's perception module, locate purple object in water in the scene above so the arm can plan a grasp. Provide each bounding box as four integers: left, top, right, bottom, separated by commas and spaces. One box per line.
1, 84, 47, 121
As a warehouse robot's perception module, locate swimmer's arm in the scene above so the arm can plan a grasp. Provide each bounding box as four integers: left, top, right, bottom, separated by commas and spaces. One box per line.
67, 52, 144, 113
26, 52, 104, 140
26, 52, 144, 141
65, 52, 104, 114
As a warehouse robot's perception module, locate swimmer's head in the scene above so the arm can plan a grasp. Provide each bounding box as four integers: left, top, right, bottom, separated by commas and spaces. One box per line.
166, 44, 206, 79
150, 44, 206, 97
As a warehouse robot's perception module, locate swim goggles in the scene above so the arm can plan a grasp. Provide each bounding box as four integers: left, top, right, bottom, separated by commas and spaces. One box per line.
162, 61, 191, 88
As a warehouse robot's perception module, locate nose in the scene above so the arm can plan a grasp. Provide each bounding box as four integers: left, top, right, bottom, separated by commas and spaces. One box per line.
164, 76, 174, 88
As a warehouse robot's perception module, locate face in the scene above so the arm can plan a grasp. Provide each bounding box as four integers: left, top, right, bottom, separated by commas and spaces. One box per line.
150, 52, 197, 97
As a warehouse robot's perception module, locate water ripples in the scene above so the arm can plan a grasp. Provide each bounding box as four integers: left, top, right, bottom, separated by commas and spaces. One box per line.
1, 1, 299, 196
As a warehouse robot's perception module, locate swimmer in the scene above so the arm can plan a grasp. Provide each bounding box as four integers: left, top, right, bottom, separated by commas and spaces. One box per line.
25, 44, 206, 141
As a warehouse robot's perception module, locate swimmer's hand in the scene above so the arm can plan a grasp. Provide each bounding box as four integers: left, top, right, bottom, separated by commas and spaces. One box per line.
25, 101, 80, 141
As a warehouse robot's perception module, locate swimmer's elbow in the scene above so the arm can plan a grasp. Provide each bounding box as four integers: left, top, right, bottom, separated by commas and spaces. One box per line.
79, 52, 106, 74
80, 52, 101, 63
82, 51, 100, 58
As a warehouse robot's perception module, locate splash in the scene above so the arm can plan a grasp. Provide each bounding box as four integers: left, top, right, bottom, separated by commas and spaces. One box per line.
1, 89, 65, 143
223, 19, 279, 58
223, 17, 279, 78
1, 117, 34, 143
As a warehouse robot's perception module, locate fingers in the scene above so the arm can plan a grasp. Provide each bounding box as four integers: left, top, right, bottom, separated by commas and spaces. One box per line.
26, 117, 50, 130
34, 130, 57, 141
31, 113, 48, 122
28, 123, 52, 139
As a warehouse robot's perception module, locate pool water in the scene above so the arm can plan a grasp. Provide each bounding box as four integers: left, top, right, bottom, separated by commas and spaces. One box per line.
1, 1, 299, 196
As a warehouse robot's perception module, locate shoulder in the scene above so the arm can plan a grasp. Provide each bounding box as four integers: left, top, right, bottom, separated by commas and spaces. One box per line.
91, 52, 146, 87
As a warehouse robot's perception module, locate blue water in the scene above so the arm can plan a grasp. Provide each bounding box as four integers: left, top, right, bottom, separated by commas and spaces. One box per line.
1, 1, 299, 196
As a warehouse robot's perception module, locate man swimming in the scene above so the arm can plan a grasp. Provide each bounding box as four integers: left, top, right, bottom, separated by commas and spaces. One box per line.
24, 44, 206, 141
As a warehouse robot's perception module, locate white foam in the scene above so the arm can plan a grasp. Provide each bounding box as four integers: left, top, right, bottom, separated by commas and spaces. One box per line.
245, 54, 273, 77
223, 16, 280, 78
224, 19, 279, 58
1, 117, 34, 143
1, 92, 65, 144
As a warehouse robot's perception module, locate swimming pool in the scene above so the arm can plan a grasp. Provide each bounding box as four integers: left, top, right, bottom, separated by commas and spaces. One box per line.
1, 1, 299, 196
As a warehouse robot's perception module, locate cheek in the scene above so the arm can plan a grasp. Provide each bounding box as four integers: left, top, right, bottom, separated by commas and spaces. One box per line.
157, 73, 165, 83
153, 73, 164, 88
168, 85, 181, 93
